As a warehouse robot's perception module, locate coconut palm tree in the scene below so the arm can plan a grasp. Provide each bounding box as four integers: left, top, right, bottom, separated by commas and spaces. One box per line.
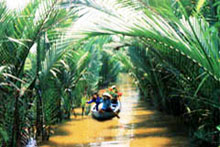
0, 0, 78, 146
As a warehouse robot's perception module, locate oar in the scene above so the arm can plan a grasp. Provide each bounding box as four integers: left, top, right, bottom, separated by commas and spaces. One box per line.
113, 111, 120, 119
109, 103, 120, 119
99, 109, 120, 119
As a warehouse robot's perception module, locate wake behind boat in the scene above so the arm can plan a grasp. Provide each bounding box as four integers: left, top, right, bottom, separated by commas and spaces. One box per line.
91, 100, 121, 121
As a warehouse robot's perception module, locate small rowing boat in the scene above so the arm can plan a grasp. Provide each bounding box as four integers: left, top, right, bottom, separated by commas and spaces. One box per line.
91, 100, 121, 121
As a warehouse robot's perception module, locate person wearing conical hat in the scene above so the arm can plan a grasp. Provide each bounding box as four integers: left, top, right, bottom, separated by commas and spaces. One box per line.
99, 92, 112, 112
111, 85, 123, 103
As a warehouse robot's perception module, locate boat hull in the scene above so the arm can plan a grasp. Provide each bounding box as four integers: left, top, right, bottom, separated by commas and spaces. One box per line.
91, 100, 121, 121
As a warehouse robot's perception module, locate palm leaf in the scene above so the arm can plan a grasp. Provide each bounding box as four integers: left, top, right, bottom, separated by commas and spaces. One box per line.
72, 0, 220, 81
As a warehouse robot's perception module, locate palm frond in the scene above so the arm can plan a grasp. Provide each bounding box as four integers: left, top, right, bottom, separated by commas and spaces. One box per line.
72, 0, 220, 81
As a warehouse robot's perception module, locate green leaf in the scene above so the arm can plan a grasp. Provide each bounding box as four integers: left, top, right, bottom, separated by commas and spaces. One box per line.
196, 0, 206, 13
0, 127, 9, 142
217, 125, 220, 131
193, 73, 209, 97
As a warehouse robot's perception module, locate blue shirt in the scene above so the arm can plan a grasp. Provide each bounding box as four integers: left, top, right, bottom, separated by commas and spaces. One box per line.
87, 96, 102, 104
102, 99, 111, 110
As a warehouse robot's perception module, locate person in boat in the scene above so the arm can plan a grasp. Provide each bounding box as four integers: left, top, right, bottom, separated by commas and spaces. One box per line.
107, 87, 117, 102
108, 87, 115, 96
99, 92, 112, 112
99, 92, 120, 118
87, 92, 102, 111
112, 85, 122, 97
112, 85, 118, 93
110, 85, 122, 103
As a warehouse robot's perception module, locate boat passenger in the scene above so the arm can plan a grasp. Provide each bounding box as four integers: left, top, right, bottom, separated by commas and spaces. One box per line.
99, 92, 112, 112
87, 92, 102, 111
112, 85, 118, 93
110, 85, 121, 103
107, 87, 116, 103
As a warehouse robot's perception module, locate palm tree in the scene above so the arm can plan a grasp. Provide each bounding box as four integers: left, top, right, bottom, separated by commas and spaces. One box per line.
0, 0, 78, 145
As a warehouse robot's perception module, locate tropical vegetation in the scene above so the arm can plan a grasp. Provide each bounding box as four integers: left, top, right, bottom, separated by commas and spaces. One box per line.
0, 0, 219, 146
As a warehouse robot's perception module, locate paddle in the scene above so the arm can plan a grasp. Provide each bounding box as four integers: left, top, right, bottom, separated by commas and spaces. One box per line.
113, 112, 120, 119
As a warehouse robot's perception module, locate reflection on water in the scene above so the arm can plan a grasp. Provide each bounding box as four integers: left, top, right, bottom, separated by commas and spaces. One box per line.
40, 74, 189, 147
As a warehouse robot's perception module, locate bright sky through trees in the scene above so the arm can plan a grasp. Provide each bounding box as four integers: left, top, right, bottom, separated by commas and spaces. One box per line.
2, 0, 30, 9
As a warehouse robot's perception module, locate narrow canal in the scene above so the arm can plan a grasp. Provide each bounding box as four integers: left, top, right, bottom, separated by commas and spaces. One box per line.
41, 74, 189, 147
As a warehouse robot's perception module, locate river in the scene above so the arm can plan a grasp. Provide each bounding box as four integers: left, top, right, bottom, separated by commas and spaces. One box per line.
40, 74, 189, 147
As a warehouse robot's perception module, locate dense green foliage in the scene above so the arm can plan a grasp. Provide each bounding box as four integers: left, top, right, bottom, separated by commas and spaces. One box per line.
122, 43, 220, 146
72, 0, 220, 146
0, 0, 219, 146
0, 1, 120, 146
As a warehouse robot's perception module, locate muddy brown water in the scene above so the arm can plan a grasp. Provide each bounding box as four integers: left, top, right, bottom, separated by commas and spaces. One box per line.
40, 74, 189, 147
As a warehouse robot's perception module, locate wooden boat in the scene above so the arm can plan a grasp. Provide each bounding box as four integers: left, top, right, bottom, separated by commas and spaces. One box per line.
91, 100, 121, 121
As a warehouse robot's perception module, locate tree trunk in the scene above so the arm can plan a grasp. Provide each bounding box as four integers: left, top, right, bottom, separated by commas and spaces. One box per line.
35, 38, 44, 141
11, 93, 21, 147
36, 88, 43, 141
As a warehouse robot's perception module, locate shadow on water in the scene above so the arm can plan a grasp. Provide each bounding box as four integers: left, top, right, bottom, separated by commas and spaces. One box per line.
40, 74, 189, 147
